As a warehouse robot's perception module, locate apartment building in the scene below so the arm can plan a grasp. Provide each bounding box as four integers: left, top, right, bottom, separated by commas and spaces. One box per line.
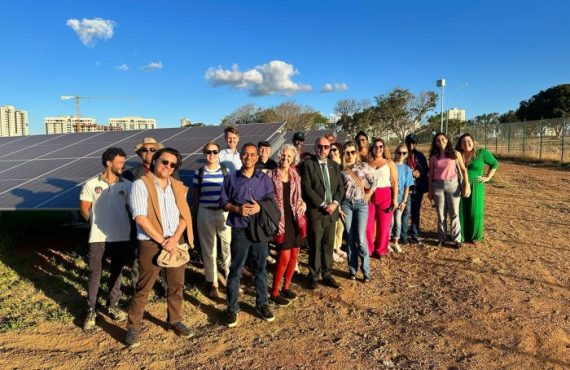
45, 116, 100, 134
108, 116, 156, 130
0, 105, 29, 137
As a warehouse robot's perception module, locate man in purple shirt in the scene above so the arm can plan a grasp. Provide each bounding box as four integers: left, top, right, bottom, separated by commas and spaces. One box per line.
221, 143, 275, 327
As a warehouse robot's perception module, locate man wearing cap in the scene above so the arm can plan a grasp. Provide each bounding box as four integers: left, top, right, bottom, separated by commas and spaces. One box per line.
403, 134, 429, 244
123, 137, 171, 298
79, 147, 132, 332
219, 126, 242, 173
255, 140, 278, 173
292, 132, 310, 163
300, 136, 344, 290
125, 147, 194, 348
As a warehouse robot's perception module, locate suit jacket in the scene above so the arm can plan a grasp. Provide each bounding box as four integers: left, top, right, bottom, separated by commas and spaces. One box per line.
301, 157, 344, 222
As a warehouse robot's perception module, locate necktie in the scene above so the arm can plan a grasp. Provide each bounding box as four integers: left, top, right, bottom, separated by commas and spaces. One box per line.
321, 163, 332, 203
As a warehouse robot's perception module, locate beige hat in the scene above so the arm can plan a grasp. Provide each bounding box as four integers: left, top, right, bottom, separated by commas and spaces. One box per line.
134, 137, 164, 153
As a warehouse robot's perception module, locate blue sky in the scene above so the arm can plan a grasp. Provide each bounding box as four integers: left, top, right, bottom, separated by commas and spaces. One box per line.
1, 0, 568, 134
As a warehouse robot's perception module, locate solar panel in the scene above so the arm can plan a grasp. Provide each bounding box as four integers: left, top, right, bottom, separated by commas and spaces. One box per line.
0, 122, 285, 210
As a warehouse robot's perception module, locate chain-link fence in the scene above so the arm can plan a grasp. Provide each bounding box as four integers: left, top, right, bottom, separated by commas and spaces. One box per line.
412, 117, 568, 163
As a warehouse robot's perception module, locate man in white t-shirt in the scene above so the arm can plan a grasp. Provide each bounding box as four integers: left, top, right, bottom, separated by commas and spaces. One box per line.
218, 126, 242, 172
79, 147, 132, 332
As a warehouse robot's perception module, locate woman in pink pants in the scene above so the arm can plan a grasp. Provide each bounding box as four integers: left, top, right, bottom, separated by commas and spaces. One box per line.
367, 138, 398, 258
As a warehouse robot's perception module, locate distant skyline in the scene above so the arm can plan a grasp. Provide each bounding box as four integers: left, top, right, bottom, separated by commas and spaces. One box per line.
0, 0, 568, 134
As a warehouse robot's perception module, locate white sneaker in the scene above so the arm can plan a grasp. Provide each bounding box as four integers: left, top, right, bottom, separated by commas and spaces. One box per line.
393, 243, 402, 253
266, 255, 276, 264
388, 245, 395, 253
333, 252, 344, 263
336, 249, 347, 259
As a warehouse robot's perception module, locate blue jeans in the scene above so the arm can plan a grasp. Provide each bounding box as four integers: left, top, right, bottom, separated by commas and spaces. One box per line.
227, 228, 268, 313
404, 188, 424, 241
341, 199, 370, 278
396, 196, 412, 242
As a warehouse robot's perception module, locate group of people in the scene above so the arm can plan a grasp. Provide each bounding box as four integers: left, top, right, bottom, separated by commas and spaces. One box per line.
79, 126, 498, 348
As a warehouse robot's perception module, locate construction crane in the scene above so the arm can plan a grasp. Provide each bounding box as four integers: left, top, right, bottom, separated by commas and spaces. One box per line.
61, 95, 90, 133
61, 95, 135, 133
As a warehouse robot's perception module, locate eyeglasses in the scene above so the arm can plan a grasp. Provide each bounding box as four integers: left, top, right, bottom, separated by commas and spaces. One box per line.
330, 148, 338, 152
159, 159, 177, 169
205, 150, 219, 155
317, 144, 330, 150
396, 151, 408, 155
140, 148, 157, 153
345, 150, 357, 156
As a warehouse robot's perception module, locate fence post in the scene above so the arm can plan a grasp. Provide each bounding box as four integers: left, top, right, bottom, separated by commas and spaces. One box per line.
522, 119, 526, 156
539, 117, 543, 159
562, 115, 566, 163
508, 122, 511, 154
495, 123, 499, 154
484, 122, 488, 149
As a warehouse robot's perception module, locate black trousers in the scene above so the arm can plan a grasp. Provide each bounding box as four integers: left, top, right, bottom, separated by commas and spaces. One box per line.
87, 241, 129, 309
307, 214, 335, 280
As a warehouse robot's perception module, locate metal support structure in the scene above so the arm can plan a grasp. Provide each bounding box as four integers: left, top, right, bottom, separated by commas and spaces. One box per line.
507, 123, 511, 154
522, 120, 526, 156
539, 118, 544, 159
436, 79, 445, 133
562, 116, 566, 163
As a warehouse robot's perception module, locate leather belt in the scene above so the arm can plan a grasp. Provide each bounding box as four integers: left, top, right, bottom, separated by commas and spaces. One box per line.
205, 206, 222, 210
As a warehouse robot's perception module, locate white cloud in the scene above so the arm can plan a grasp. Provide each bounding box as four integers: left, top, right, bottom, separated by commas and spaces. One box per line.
141, 61, 163, 72
115, 64, 129, 72
205, 60, 312, 96
95, 61, 101, 67
66, 18, 115, 47
321, 83, 349, 93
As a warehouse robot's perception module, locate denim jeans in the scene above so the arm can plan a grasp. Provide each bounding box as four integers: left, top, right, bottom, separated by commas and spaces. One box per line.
395, 196, 412, 242
227, 228, 269, 313
403, 187, 424, 241
341, 199, 370, 278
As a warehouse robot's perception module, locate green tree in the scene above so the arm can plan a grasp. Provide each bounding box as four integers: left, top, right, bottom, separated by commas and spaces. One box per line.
221, 104, 262, 126
374, 88, 438, 141
516, 84, 570, 137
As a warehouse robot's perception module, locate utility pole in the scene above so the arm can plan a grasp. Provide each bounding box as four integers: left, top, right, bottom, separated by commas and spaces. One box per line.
436, 79, 446, 133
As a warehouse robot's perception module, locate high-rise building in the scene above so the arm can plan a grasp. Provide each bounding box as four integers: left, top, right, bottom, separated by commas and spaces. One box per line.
45, 116, 100, 134
447, 108, 466, 122
0, 105, 29, 137
180, 118, 192, 127
109, 116, 156, 130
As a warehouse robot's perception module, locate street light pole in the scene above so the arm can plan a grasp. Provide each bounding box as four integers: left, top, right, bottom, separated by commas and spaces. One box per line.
446, 83, 468, 136
436, 79, 446, 133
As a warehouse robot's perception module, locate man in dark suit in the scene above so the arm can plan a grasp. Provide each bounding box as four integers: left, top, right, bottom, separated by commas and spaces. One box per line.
301, 136, 344, 289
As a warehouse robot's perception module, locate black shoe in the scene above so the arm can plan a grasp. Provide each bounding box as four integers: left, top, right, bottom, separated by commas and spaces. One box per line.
454, 242, 463, 250
322, 277, 340, 289
308, 278, 318, 290
270, 295, 291, 307
82, 308, 98, 332
125, 328, 141, 348
256, 304, 275, 322
363, 276, 370, 283
437, 241, 444, 247
280, 289, 298, 301
349, 274, 356, 281
226, 311, 238, 328
170, 322, 193, 338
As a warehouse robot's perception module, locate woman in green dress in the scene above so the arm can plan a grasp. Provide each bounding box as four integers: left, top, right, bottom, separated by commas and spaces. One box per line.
455, 133, 499, 243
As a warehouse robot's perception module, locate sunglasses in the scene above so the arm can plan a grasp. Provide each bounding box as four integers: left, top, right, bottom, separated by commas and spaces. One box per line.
140, 148, 157, 153
317, 144, 330, 150
330, 147, 339, 152
159, 159, 177, 169
205, 150, 219, 155
396, 151, 408, 155
345, 150, 357, 156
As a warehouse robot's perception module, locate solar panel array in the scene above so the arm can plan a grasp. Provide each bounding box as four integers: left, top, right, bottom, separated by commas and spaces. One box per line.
0, 123, 284, 211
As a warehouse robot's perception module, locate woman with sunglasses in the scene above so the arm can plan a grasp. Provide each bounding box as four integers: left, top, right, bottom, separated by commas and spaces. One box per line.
192, 142, 231, 298
340, 141, 376, 281
390, 144, 414, 253
267, 144, 307, 306
428, 133, 471, 249
329, 142, 347, 262
366, 138, 398, 258
455, 133, 498, 244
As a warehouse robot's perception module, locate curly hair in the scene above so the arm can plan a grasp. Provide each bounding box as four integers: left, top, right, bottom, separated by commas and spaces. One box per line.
101, 147, 127, 167
277, 144, 299, 166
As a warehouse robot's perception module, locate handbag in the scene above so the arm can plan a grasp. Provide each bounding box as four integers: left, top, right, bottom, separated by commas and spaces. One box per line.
157, 243, 190, 268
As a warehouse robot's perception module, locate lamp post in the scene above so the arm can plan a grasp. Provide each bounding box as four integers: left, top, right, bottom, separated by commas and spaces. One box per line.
446, 83, 468, 135
436, 79, 446, 133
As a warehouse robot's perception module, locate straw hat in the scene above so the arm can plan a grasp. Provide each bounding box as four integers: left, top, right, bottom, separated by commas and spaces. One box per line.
134, 137, 164, 152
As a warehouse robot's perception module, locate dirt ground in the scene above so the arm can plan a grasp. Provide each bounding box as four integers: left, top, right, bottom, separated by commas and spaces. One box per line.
0, 161, 569, 369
